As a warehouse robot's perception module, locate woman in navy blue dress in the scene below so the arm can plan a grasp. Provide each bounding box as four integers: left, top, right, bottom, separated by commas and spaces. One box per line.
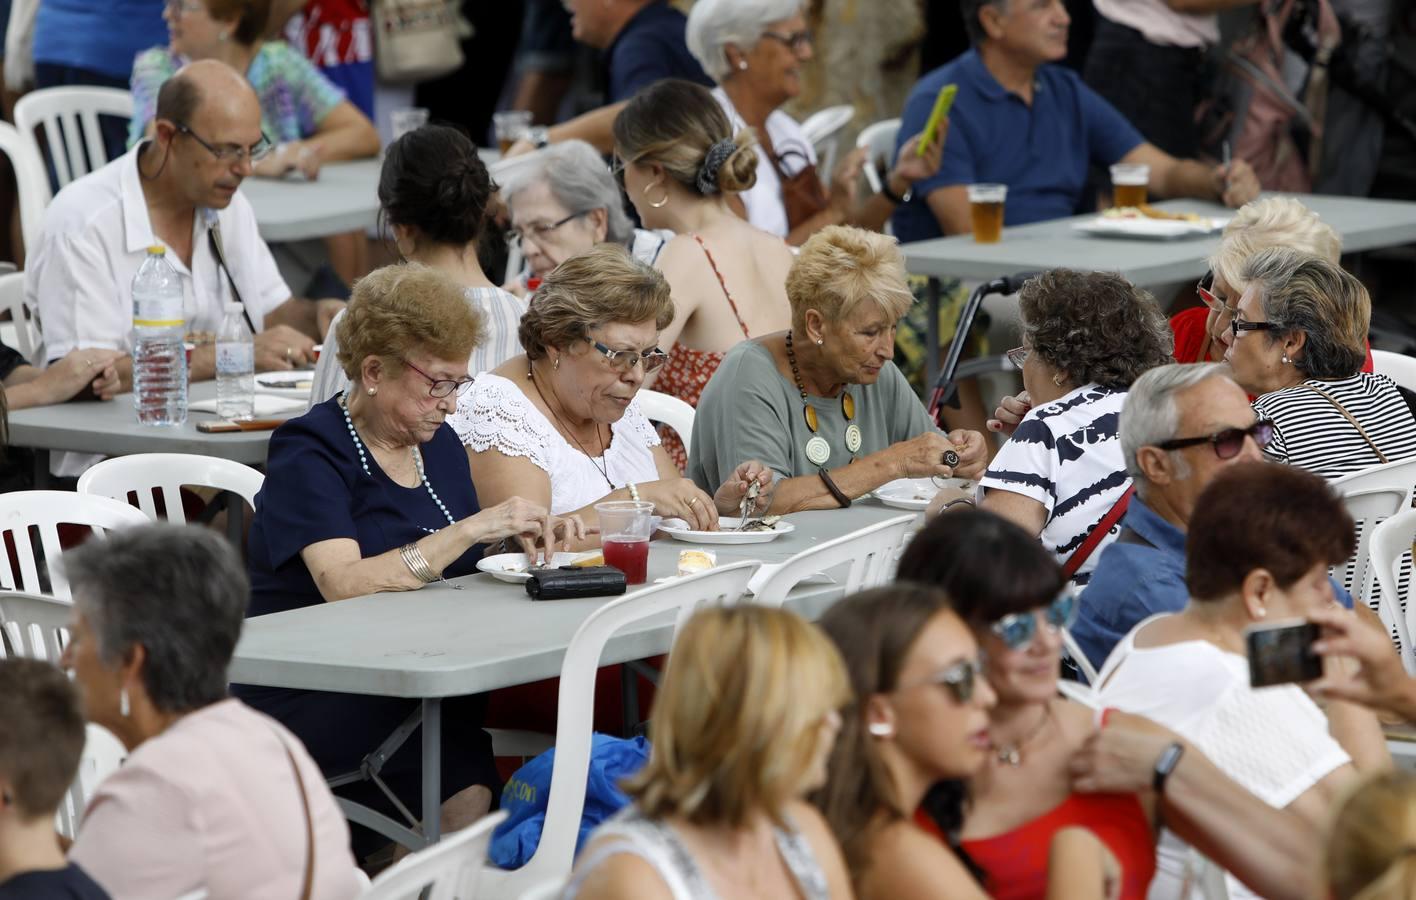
236, 264, 582, 855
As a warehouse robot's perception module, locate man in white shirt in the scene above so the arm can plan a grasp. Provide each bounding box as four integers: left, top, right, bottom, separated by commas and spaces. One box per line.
26, 59, 344, 388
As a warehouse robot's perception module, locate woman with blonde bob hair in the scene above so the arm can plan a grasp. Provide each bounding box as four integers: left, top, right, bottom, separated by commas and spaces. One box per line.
688, 225, 987, 513
1326, 770, 1416, 900
567, 604, 853, 899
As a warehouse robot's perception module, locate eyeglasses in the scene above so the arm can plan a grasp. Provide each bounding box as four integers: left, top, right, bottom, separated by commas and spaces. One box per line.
1229, 316, 1283, 338
591, 340, 668, 374
402, 358, 474, 398
761, 29, 813, 52
610, 155, 634, 189
1006, 345, 1029, 369
1155, 418, 1275, 459
507, 211, 589, 249
174, 123, 272, 163
1196, 271, 1239, 318
989, 590, 1077, 651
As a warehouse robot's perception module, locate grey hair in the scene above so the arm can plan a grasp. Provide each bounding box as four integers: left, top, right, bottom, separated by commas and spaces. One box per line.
498, 140, 633, 245
1240, 247, 1368, 379
1120, 363, 1230, 491
62, 523, 248, 714
686, 0, 803, 81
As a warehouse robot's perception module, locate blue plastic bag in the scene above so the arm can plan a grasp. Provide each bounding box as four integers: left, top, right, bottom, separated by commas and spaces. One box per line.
489, 733, 651, 869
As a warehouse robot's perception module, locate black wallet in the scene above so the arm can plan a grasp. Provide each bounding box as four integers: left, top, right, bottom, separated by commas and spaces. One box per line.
525, 565, 628, 600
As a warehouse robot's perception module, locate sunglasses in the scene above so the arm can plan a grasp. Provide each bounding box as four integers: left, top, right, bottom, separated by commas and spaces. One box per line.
591, 340, 668, 374
898, 656, 984, 704
1156, 418, 1275, 459
1230, 316, 1283, 338
989, 590, 1077, 651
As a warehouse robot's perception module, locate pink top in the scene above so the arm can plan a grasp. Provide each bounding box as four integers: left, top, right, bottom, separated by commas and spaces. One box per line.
69, 699, 362, 900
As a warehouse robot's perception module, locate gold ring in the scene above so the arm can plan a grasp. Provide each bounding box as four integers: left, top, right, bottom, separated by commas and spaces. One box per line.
286, 347, 293, 360
686, 496, 699, 506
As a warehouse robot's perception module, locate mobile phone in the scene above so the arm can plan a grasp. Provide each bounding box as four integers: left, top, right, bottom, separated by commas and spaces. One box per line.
918, 83, 958, 156
1245, 619, 1323, 688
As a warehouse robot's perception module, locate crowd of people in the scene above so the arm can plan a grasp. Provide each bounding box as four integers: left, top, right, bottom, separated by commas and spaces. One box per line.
2, 0, 1416, 898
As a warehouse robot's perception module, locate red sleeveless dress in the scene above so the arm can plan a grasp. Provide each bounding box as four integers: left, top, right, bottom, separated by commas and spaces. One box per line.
656, 235, 751, 472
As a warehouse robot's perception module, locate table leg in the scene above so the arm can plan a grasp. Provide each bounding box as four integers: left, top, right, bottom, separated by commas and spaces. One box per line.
925, 277, 942, 398
32, 449, 49, 489
422, 697, 441, 844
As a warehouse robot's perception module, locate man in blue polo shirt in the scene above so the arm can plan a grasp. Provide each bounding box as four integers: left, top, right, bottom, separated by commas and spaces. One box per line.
891, 0, 1259, 241
567, 0, 712, 102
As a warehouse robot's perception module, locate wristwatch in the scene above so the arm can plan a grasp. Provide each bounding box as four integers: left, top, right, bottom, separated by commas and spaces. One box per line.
1152, 741, 1185, 794
880, 176, 913, 205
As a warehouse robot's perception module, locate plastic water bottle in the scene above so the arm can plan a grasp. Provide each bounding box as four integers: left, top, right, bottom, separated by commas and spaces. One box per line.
216, 302, 255, 420
131, 245, 187, 426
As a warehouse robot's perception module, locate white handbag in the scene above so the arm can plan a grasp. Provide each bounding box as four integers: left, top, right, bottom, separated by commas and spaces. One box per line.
370, 0, 465, 84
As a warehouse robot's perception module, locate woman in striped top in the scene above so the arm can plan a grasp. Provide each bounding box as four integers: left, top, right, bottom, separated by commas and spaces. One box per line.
1221, 247, 1416, 479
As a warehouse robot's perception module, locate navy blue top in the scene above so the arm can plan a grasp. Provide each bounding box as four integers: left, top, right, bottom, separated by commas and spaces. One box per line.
891, 50, 1146, 242
606, 1, 712, 103
247, 397, 484, 618
33, 0, 166, 79
1072, 495, 1355, 670
0, 864, 109, 899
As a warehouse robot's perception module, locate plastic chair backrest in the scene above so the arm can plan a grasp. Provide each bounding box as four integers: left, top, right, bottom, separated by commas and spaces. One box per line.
364, 810, 509, 900
855, 118, 901, 195
478, 561, 760, 895
636, 389, 696, 459
14, 86, 134, 193
55, 724, 127, 840
0, 491, 149, 599
752, 514, 916, 607
799, 104, 855, 175
78, 453, 265, 524
1331, 458, 1416, 658
0, 270, 39, 361
1372, 350, 1416, 394
0, 121, 50, 259
1366, 506, 1416, 674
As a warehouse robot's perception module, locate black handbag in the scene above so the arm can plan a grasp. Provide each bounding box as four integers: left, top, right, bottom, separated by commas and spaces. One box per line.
525, 566, 627, 600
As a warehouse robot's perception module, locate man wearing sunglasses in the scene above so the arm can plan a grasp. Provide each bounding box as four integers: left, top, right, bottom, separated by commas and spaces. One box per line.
26, 61, 345, 462
1071, 363, 1356, 670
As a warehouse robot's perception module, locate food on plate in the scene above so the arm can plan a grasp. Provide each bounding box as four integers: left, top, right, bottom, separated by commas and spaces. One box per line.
569, 552, 604, 568
1102, 205, 1204, 224
741, 515, 782, 533
677, 549, 716, 576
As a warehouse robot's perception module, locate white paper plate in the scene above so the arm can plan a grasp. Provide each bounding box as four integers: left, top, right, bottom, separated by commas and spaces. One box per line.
658, 516, 795, 544
1072, 215, 1229, 240
254, 372, 314, 398
476, 552, 596, 583
872, 477, 975, 511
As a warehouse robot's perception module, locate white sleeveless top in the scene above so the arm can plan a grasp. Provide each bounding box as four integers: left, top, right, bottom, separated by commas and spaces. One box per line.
448, 372, 660, 514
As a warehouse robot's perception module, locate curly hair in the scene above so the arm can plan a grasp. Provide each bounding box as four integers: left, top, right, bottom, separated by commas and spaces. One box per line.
1019, 269, 1173, 390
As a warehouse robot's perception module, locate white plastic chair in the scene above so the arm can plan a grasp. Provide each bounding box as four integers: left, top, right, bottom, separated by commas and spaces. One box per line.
855, 118, 901, 195
56, 724, 127, 840
751, 514, 916, 606
517, 878, 567, 900
0, 491, 149, 599
78, 453, 265, 524
1366, 506, 1416, 673
1331, 458, 1416, 661
799, 104, 854, 175
0, 270, 39, 363
1372, 349, 1416, 394
14, 86, 133, 194
478, 561, 760, 896
636, 389, 695, 459
0, 120, 51, 259
363, 810, 508, 900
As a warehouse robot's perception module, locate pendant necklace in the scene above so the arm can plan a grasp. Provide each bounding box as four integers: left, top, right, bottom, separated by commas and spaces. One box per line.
785, 330, 859, 467
992, 702, 1053, 767
339, 393, 455, 534
529, 364, 615, 490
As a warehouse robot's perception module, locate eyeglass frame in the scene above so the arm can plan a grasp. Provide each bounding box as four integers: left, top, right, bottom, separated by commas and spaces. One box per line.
401, 358, 474, 398
1229, 315, 1284, 338
1154, 418, 1275, 459
1006, 345, 1029, 370
988, 589, 1077, 651
590, 339, 668, 374
894, 656, 985, 705
172, 122, 273, 163
760, 29, 814, 52
1196, 271, 1240, 319
507, 210, 591, 249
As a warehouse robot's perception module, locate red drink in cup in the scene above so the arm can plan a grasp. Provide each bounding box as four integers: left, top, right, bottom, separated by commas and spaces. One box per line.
603, 538, 649, 585
595, 500, 655, 586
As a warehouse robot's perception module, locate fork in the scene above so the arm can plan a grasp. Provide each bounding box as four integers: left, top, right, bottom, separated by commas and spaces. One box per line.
735, 481, 761, 531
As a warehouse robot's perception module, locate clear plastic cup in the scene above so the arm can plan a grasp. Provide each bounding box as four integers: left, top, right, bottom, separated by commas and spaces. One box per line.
390, 107, 429, 141
966, 184, 1008, 243
493, 110, 534, 154
595, 500, 654, 585
1110, 163, 1150, 208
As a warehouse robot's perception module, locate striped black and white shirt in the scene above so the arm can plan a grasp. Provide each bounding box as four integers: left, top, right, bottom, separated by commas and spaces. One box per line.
980, 384, 1131, 587
1253, 373, 1416, 479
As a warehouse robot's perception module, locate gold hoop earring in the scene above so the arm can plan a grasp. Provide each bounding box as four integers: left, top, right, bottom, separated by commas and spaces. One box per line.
1053, 372, 1065, 386
643, 182, 670, 209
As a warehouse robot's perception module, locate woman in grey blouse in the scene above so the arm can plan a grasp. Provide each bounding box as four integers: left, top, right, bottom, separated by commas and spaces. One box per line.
688, 226, 987, 513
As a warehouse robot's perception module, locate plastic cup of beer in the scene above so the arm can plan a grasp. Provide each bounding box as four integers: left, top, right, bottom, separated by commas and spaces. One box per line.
493, 110, 533, 154
390, 107, 429, 141
967, 184, 1007, 244
1110, 163, 1150, 208
595, 500, 654, 585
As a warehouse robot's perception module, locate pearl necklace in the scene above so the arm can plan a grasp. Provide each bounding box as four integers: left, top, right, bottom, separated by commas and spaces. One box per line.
340, 394, 456, 534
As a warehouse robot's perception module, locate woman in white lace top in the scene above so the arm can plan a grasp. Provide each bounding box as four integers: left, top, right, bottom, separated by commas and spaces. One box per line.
451, 244, 772, 547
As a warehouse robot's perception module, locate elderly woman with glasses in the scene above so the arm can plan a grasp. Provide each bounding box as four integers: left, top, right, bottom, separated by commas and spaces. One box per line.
1219, 247, 1416, 479
499, 139, 672, 298
453, 243, 771, 545
239, 265, 577, 846
685, 0, 943, 245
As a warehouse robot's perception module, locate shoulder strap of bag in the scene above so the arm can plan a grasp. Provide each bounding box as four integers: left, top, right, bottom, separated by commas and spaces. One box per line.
1299, 383, 1389, 464
207, 220, 259, 334
272, 727, 316, 900
1062, 484, 1136, 580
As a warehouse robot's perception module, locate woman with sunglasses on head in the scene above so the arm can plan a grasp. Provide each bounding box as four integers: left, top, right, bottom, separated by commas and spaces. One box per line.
1219, 248, 1416, 479
895, 508, 1157, 899
812, 582, 1123, 899
453, 244, 772, 548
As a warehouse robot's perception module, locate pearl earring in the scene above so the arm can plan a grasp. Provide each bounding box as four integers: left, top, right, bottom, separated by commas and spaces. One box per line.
867, 722, 893, 737
1281, 354, 1290, 364
119, 688, 130, 718
815, 338, 824, 346
367, 388, 376, 396
737, 60, 748, 71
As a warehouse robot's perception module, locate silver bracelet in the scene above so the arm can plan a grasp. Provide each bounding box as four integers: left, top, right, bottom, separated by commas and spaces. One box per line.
399, 542, 439, 584
941, 497, 976, 513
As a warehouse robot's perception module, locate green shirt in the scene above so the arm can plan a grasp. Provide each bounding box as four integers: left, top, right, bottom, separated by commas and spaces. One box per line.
687, 340, 938, 490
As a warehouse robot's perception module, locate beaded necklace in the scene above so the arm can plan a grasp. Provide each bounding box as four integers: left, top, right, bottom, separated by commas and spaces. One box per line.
784, 331, 860, 467
339, 393, 456, 534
